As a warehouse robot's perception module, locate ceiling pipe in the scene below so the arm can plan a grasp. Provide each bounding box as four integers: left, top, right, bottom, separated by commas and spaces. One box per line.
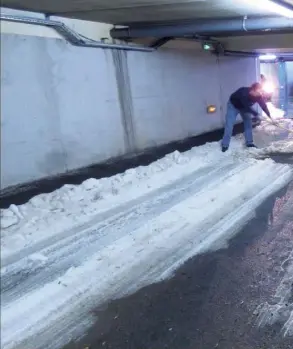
276, 52, 293, 57
220, 50, 293, 61
149, 37, 173, 48
110, 16, 293, 39
221, 50, 259, 57
0, 14, 154, 52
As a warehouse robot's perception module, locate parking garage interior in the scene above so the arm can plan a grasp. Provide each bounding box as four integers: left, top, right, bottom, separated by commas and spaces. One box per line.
0, 1, 293, 349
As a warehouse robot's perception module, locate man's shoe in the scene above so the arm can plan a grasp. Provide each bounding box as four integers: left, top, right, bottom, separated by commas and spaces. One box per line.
222, 146, 229, 152
252, 117, 261, 126
247, 144, 257, 148
252, 120, 261, 127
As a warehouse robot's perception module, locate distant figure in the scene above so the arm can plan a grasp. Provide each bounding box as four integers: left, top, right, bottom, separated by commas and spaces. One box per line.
221, 83, 271, 152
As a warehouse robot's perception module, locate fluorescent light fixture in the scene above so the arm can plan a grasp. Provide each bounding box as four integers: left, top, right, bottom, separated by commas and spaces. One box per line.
251, 0, 293, 18
259, 54, 277, 60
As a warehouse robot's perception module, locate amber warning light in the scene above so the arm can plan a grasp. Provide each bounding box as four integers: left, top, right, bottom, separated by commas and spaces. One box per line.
207, 105, 217, 113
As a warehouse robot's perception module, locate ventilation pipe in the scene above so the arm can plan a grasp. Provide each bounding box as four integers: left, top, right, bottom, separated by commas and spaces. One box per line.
110, 16, 293, 39
0, 14, 154, 52
222, 50, 259, 58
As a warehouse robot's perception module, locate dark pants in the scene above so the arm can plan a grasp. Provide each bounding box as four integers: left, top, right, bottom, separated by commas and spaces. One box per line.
222, 102, 253, 148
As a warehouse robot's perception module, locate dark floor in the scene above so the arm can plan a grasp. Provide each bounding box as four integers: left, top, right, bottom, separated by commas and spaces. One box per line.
63, 157, 293, 349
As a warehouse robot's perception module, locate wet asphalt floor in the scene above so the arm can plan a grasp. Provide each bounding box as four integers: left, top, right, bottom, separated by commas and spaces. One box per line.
62, 154, 293, 349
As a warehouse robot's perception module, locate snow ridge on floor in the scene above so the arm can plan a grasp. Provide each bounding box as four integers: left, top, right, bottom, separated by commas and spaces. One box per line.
1, 131, 292, 262
257, 250, 293, 337
255, 102, 293, 150
1, 135, 293, 349
255, 188, 293, 337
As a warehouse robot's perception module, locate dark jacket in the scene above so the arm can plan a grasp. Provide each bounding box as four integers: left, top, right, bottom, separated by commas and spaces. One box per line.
262, 91, 273, 103
230, 87, 271, 118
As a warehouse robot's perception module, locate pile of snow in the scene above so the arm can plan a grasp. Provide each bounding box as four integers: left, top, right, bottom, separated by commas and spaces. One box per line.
254, 187, 293, 337
1, 135, 292, 262
1, 136, 293, 349
0, 138, 242, 260
257, 250, 293, 337
260, 139, 293, 155
253, 102, 293, 148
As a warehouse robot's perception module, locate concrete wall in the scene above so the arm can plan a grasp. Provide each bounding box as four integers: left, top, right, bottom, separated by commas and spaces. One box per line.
0, 7, 112, 41
128, 51, 258, 149
1, 33, 258, 189
287, 62, 293, 99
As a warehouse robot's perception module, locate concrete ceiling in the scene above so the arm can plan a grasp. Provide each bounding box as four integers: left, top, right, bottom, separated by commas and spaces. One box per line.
220, 32, 293, 53
2, 0, 293, 25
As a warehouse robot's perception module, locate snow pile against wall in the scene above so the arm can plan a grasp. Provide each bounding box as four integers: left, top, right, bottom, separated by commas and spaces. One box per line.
1, 137, 292, 349
1, 135, 291, 261
1, 33, 258, 189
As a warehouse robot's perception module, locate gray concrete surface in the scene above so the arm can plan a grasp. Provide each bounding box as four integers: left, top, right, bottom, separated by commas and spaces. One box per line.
0, 0, 276, 25
62, 155, 293, 349
287, 62, 293, 112
1, 33, 258, 189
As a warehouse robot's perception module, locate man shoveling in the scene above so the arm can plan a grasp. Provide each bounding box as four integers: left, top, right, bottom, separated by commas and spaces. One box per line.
221, 82, 271, 152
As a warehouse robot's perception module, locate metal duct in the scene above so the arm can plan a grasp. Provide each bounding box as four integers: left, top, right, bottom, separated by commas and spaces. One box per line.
277, 52, 293, 58
110, 16, 293, 39
221, 50, 293, 61
222, 50, 259, 57
0, 14, 154, 52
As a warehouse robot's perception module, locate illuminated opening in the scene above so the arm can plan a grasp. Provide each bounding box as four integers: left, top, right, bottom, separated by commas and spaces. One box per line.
259, 54, 277, 61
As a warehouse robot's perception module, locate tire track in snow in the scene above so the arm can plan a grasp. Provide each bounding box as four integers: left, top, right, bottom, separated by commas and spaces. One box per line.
2, 161, 242, 304
1, 159, 292, 349
1, 159, 235, 267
